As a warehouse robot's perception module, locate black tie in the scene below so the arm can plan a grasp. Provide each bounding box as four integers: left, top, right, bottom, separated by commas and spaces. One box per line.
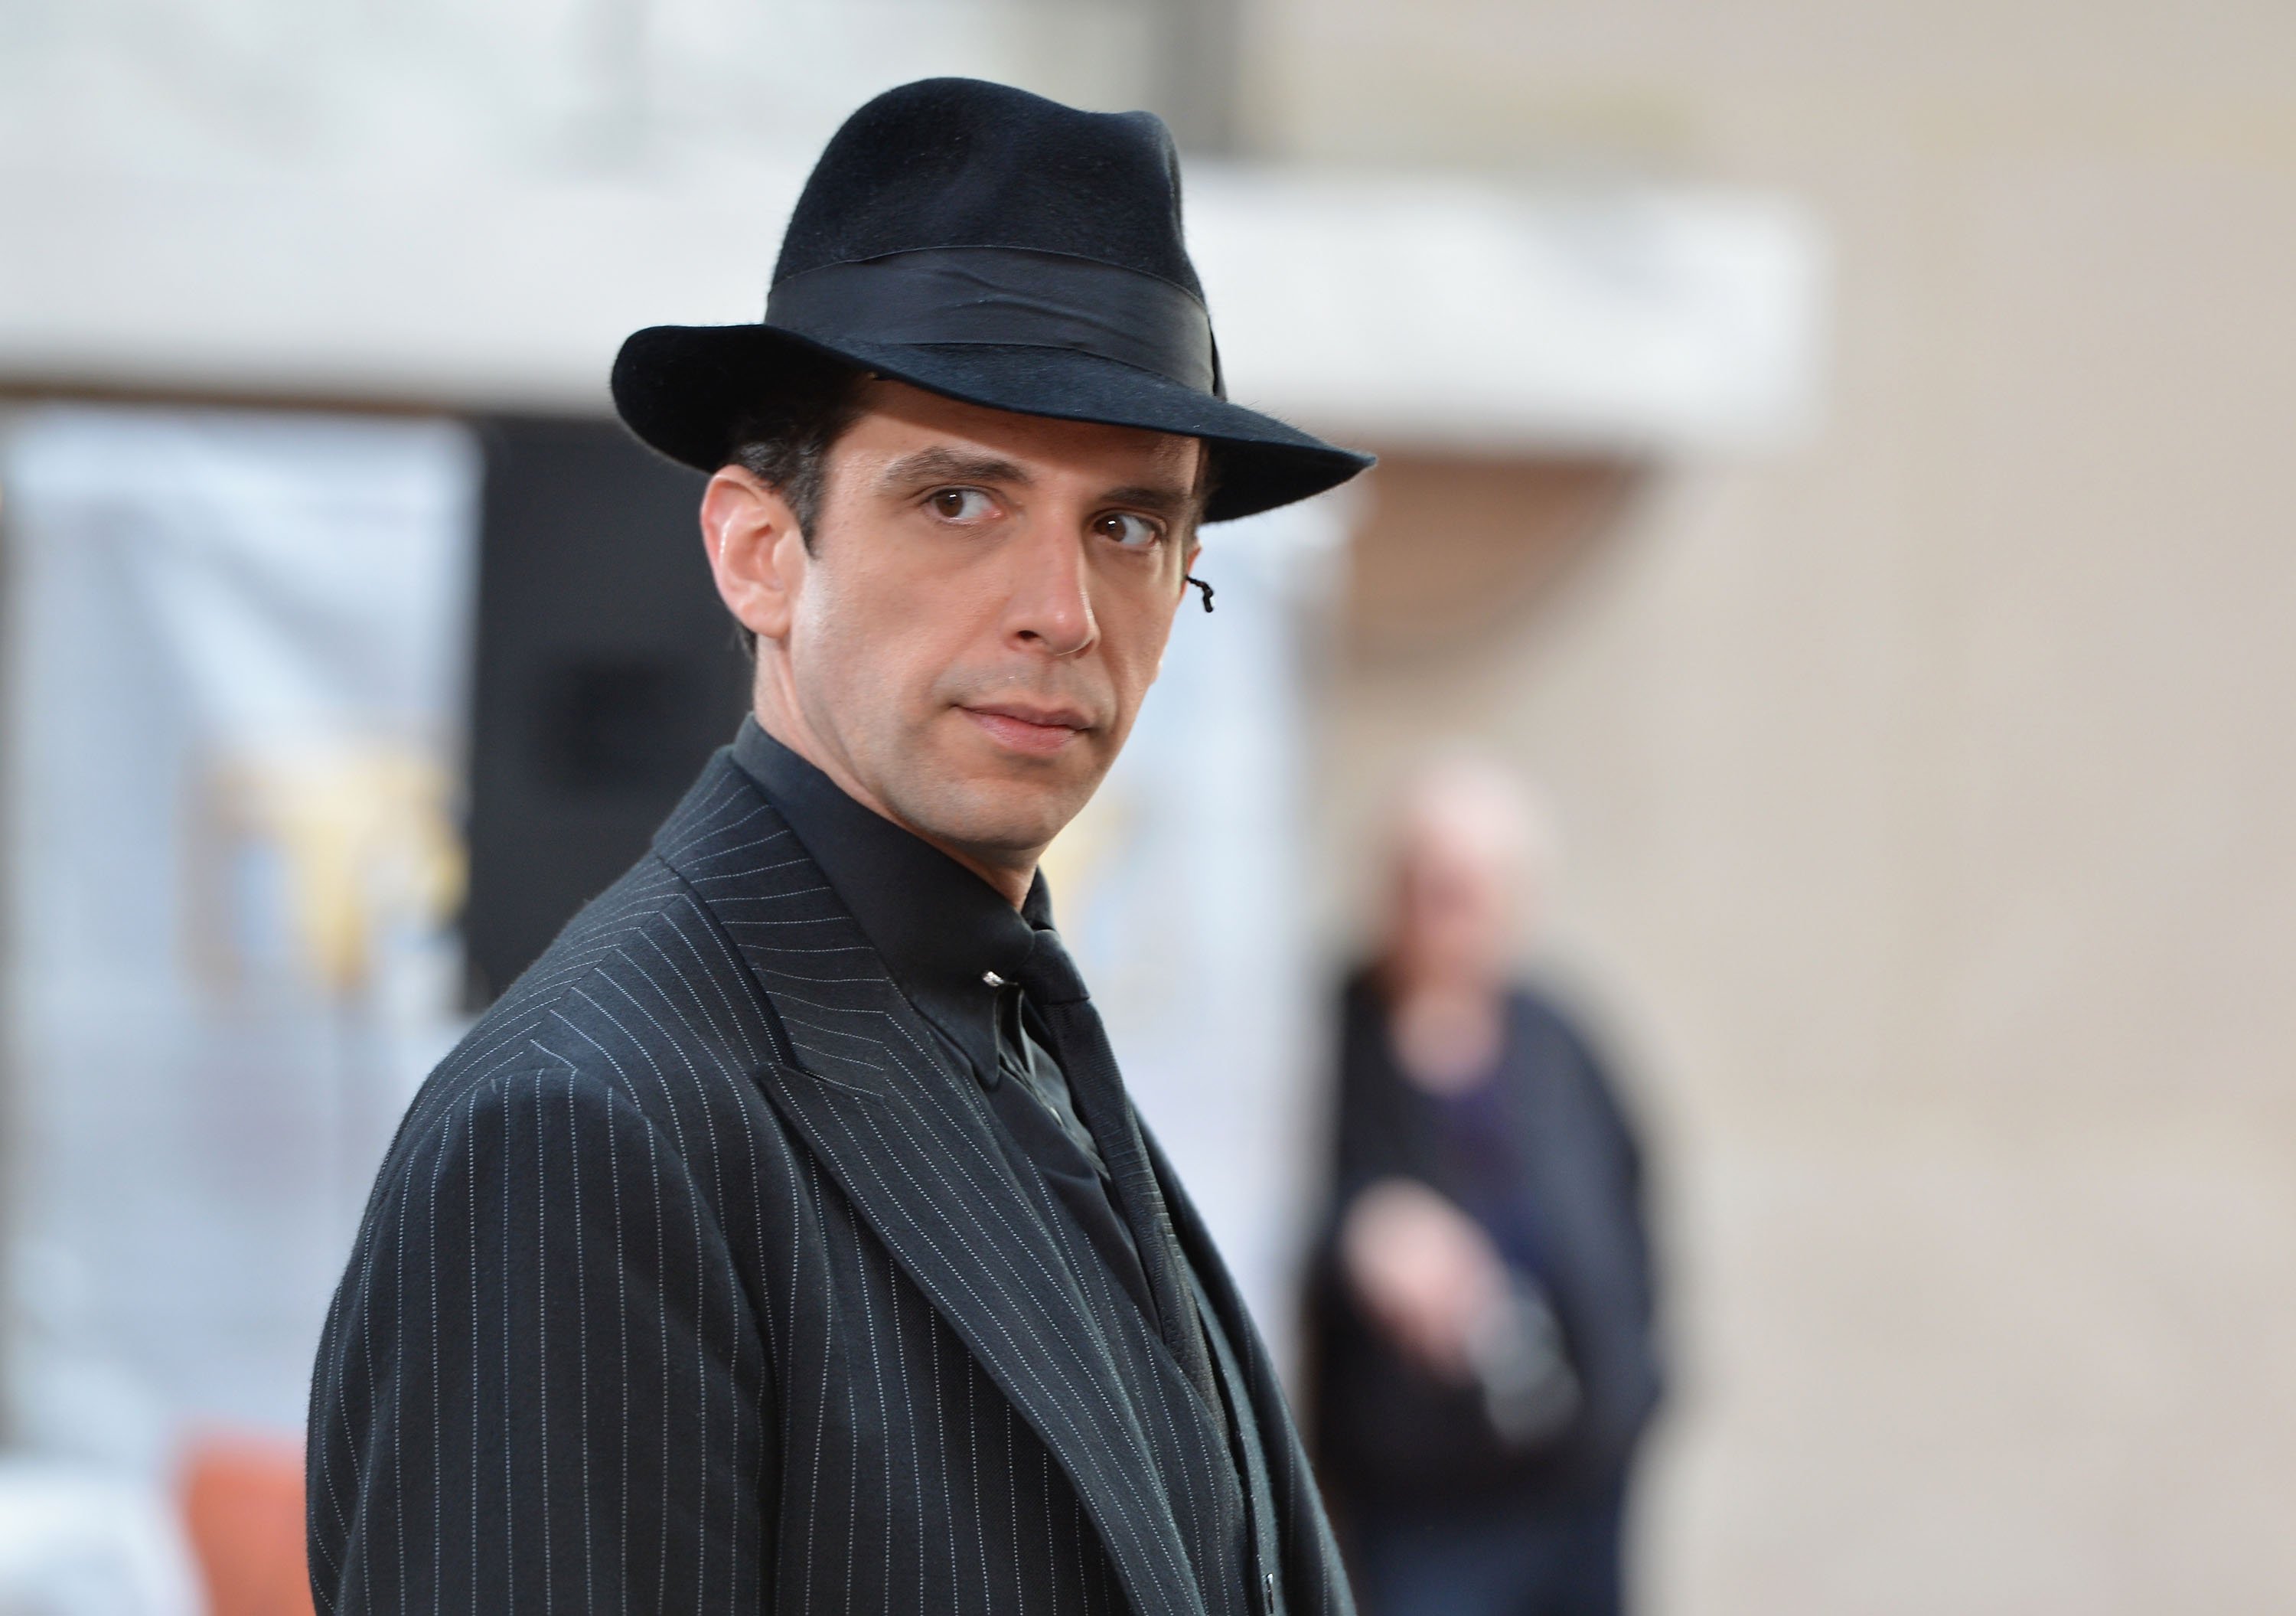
1015, 926, 1221, 1412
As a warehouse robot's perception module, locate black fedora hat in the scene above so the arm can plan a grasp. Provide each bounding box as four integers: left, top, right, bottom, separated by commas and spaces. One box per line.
612, 77, 1371, 524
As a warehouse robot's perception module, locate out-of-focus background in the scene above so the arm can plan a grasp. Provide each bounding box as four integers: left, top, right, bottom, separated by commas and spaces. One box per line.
2, 1, 2292, 1611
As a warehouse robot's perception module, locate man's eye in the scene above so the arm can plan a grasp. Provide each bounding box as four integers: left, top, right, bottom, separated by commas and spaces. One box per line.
928, 488, 995, 521
1094, 512, 1164, 549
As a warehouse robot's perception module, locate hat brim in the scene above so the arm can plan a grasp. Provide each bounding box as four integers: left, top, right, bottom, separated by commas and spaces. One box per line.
611, 323, 1371, 524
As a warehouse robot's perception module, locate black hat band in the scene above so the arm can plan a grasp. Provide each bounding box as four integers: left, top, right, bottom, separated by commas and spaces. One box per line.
765, 246, 1219, 395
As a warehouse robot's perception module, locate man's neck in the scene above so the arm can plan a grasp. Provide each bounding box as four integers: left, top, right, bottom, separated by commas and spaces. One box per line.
751, 703, 1037, 909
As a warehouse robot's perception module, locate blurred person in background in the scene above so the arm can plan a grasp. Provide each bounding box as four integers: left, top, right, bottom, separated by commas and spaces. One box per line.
1309, 759, 1663, 1616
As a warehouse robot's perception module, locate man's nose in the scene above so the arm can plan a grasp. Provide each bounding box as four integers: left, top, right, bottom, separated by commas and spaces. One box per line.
1003, 518, 1097, 658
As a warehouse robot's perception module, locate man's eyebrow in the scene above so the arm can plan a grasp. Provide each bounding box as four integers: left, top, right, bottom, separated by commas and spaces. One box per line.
873, 447, 1033, 494
1098, 482, 1197, 518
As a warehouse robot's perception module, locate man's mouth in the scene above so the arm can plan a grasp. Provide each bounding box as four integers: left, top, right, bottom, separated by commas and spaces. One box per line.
958, 702, 1093, 757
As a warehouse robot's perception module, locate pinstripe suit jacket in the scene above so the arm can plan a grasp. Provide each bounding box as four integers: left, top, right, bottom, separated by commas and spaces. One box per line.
308, 748, 1352, 1615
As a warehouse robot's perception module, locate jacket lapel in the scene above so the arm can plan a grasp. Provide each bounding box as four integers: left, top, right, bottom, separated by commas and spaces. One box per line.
653, 754, 1210, 1616
1146, 1127, 1356, 1616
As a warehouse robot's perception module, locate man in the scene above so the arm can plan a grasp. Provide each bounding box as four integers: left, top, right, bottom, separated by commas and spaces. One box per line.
307, 78, 1371, 1614
1307, 760, 1662, 1616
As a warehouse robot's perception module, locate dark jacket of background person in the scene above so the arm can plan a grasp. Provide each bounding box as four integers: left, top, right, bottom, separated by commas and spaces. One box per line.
307, 749, 1350, 1615
1309, 971, 1662, 1514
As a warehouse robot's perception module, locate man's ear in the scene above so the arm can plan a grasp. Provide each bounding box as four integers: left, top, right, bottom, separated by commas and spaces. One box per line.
700, 465, 804, 643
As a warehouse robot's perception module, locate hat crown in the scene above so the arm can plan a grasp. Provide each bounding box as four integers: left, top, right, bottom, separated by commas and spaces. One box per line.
771, 78, 1203, 301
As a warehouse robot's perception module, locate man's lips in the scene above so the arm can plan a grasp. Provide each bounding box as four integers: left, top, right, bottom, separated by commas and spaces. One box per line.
958, 702, 1093, 757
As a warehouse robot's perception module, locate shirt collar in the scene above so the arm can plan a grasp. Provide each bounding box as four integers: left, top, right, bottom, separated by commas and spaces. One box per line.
730, 717, 1050, 1081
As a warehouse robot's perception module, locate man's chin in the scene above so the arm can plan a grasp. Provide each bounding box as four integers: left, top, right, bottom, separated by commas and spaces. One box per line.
893, 766, 1093, 867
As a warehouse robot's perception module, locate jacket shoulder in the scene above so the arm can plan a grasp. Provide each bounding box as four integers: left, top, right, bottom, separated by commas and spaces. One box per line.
390, 840, 788, 1174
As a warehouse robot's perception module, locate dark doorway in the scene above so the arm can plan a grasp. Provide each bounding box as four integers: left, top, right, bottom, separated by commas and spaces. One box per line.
460, 417, 748, 1005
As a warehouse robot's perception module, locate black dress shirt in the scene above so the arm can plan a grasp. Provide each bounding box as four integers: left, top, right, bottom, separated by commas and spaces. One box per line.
730, 718, 1155, 1321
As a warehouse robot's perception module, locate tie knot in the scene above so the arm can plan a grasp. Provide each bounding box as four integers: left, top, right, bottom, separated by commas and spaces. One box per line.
1014, 927, 1090, 1006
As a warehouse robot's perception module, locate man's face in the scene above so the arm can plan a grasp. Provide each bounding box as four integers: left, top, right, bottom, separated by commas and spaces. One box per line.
723, 380, 1202, 875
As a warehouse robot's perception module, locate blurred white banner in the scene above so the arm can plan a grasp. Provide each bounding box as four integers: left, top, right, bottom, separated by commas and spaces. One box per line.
0, 404, 478, 1471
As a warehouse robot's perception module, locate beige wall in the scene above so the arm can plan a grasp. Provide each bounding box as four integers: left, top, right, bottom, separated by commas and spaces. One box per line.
1257, 3, 2296, 1611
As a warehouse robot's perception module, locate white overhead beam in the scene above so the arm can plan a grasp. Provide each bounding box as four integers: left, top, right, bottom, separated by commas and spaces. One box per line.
1, 162, 1822, 452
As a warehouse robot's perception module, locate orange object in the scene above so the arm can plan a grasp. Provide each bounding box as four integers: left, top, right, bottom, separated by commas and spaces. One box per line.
180, 1435, 317, 1616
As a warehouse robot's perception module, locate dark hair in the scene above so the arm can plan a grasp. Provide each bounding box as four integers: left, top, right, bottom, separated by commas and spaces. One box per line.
722, 353, 868, 652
